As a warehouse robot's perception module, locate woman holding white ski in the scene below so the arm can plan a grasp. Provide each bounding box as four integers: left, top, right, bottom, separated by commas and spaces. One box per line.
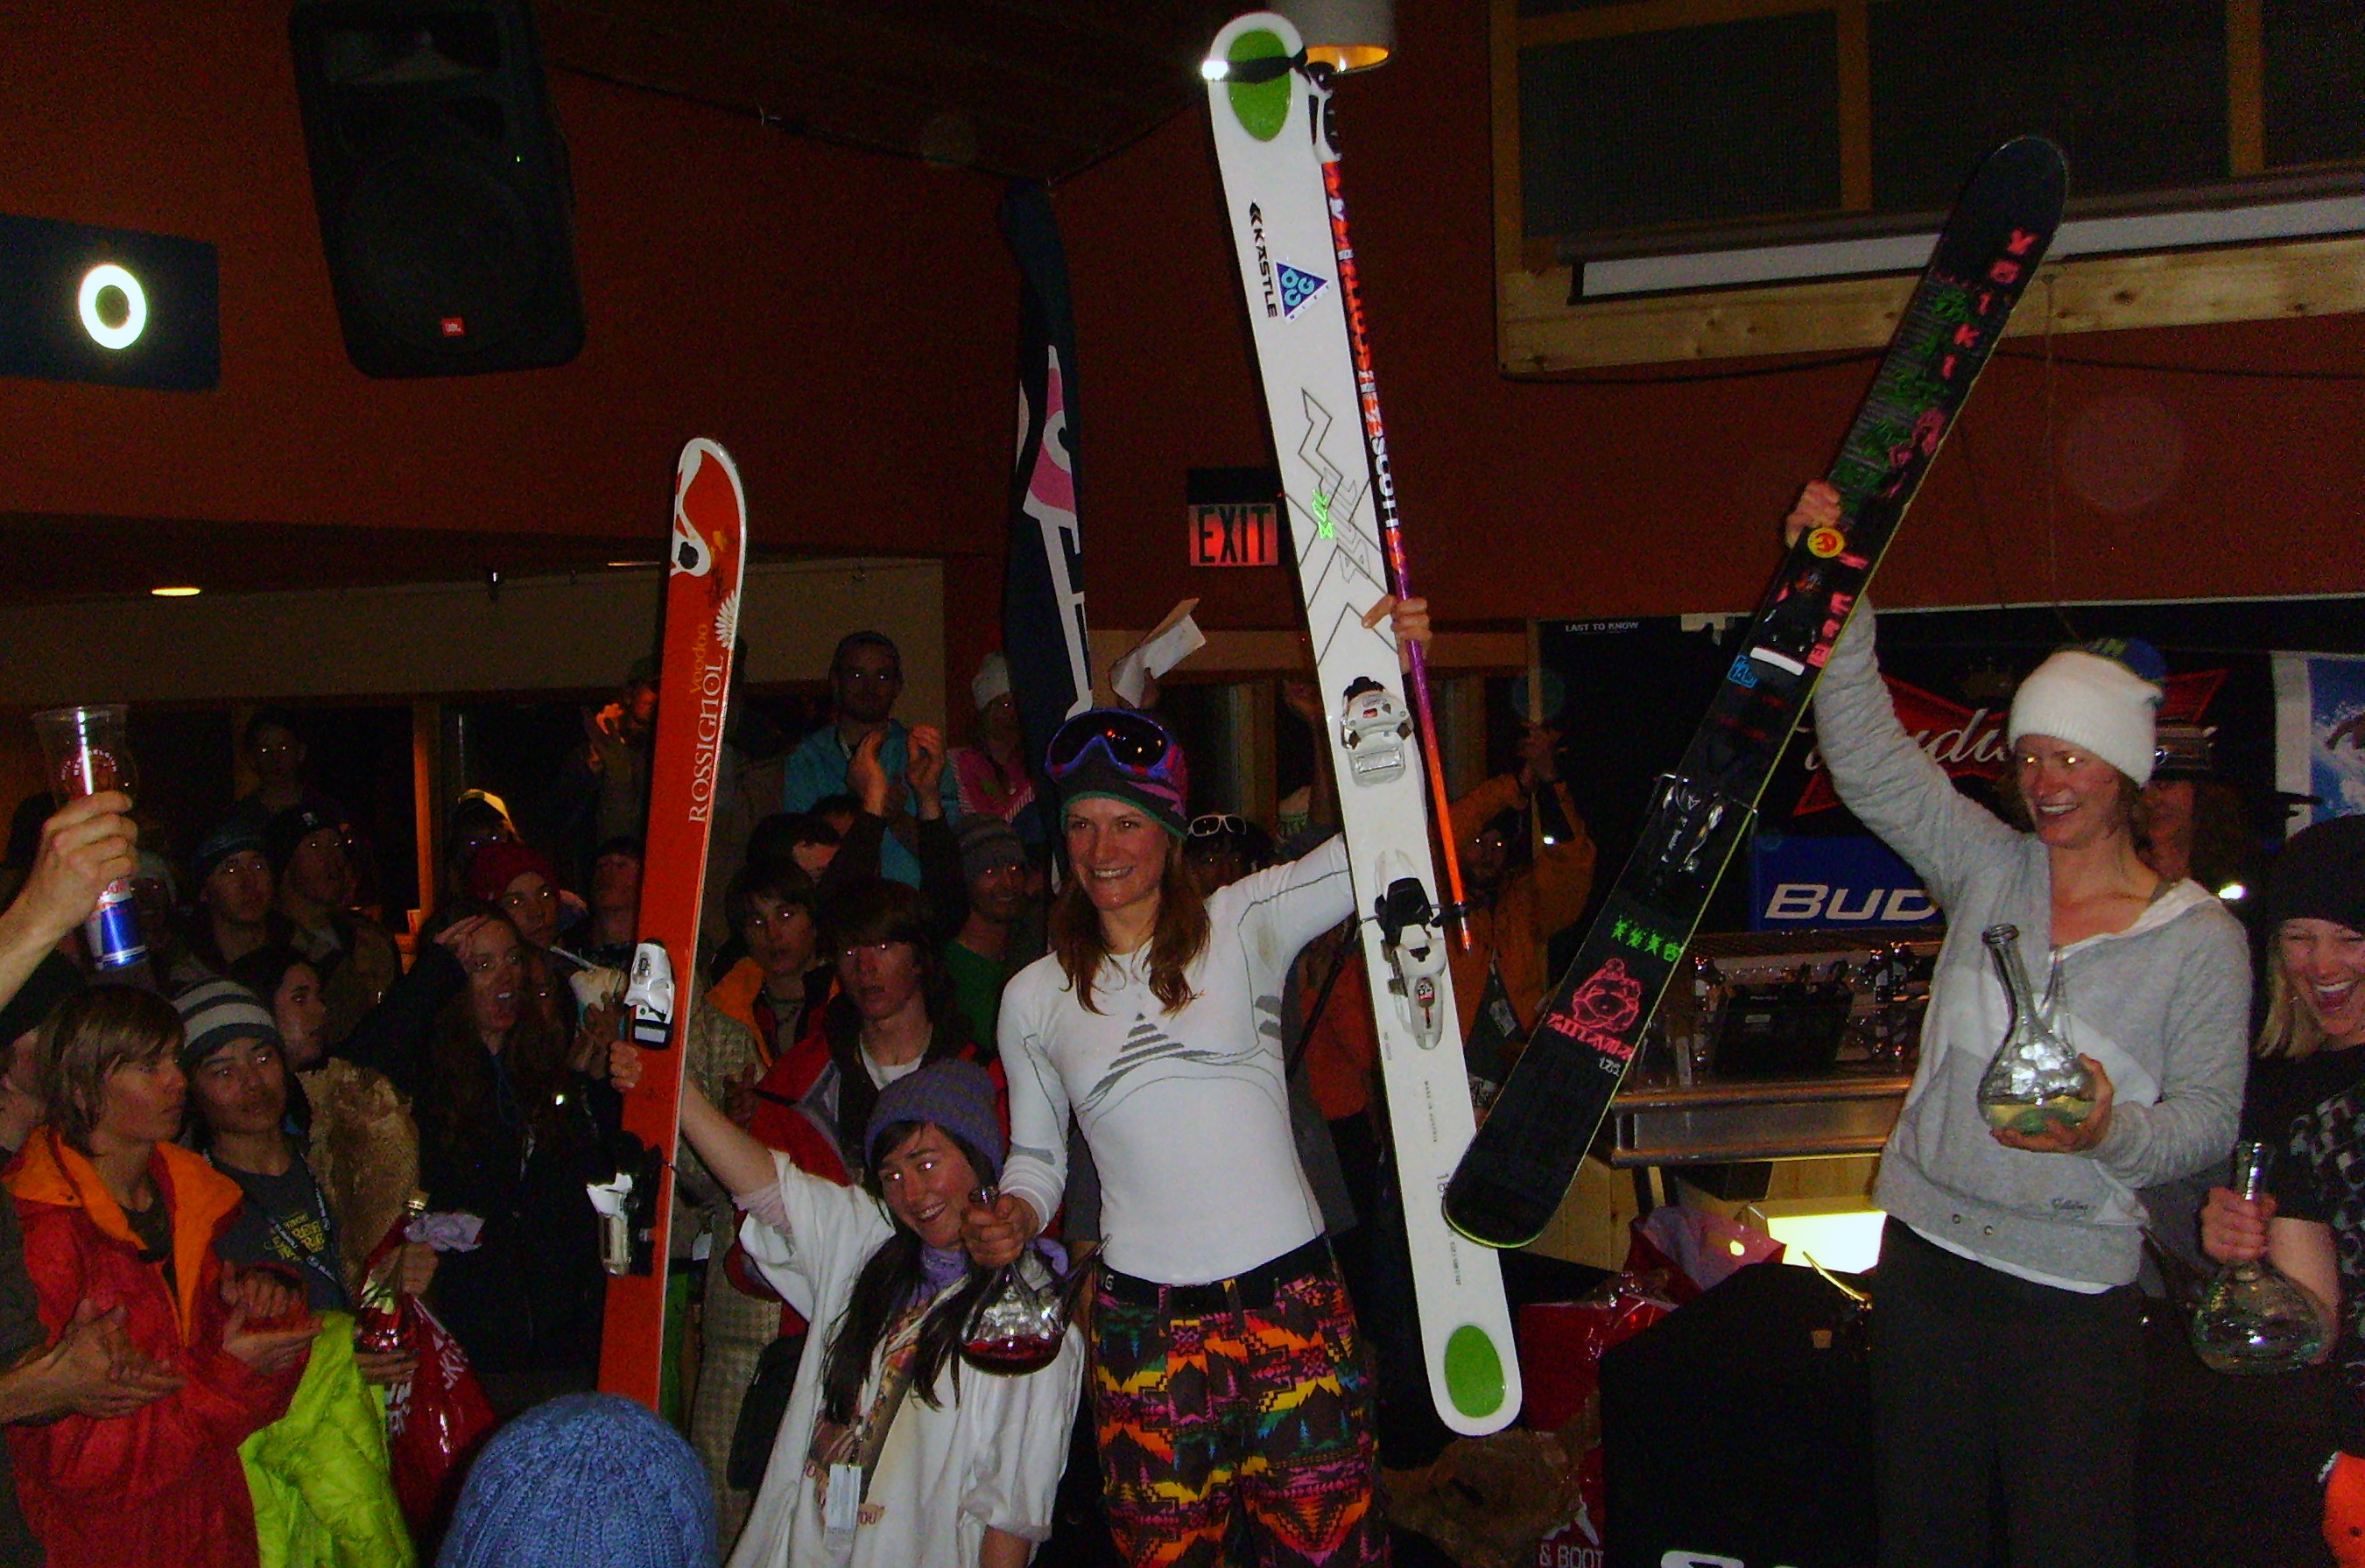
967, 599, 1427, 1568
607, 1046, 1079, 1568
1791, 479, 2249, 1568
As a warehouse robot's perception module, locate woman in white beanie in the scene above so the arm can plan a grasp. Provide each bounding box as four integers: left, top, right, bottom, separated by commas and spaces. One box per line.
1788, 480, 2249, 1568
948, 653, 1038, 832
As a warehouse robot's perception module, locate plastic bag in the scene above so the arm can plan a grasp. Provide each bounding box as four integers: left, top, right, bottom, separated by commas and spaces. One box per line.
355, 1214, 497, 1537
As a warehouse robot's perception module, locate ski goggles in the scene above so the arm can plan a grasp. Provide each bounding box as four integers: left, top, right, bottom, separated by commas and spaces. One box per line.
1045, 710, 1183, 788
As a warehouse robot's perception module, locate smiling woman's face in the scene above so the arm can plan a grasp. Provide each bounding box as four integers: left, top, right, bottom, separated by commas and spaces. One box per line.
2280, 918, 2365, 1048
874, 1122, 981, 1250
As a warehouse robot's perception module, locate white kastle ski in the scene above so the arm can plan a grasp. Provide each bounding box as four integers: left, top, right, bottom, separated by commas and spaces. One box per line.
1206, 12, 1519, 1436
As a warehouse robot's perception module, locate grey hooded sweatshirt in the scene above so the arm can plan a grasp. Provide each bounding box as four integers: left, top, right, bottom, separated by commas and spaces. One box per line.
1812, 605, 2249, 1289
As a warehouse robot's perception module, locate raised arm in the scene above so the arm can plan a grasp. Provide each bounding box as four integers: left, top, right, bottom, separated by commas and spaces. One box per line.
608, 1040, 777, 1202
0, 794, 134, 1008
1791, 482, 2018, 902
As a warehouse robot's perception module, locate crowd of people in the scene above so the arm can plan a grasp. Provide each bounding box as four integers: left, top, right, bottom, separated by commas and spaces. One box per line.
0, 558, 2358, 1566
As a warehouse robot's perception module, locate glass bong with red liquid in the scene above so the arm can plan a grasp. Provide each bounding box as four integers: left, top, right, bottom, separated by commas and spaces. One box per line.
960, 1185, 1096, 1375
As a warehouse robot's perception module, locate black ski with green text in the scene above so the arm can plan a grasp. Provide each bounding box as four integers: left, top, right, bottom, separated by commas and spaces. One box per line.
1444, 136, 2067, 1248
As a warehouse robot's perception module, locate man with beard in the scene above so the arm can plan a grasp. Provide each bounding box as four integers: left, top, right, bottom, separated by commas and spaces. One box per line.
779, 632, 960, 887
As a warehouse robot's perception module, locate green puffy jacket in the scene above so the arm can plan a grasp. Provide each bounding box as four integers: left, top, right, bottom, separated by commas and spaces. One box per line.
239, 1313, 416, 1568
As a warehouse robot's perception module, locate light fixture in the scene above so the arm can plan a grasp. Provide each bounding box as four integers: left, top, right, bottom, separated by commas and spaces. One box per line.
605, 559, 659, 569
150, 586, 201, 597
2216, 881, 2248, 902
1578, 191, 2365, 299
1272, 0, 1393, 71
78, 263, 148, 350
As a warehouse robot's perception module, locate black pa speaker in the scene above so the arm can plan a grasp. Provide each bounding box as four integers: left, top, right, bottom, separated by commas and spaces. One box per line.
290, 0, 583, 377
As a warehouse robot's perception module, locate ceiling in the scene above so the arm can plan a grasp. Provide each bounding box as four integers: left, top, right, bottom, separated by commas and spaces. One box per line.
537, 0, 1240, 183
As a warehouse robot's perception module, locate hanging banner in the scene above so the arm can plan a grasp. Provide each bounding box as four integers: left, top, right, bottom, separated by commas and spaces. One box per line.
2274, 651, 2365, 828
1000, 182, 1092, 797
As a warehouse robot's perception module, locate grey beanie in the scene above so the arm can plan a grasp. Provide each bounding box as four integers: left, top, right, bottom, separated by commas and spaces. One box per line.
172, 979, 280, 1067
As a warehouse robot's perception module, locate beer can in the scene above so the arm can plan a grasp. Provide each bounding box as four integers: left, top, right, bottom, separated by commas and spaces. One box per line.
83, 882, 146, 970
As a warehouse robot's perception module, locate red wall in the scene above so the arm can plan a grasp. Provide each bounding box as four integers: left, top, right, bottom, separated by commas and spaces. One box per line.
0, 0, 1017, 559
6, 1, 2360, 643
1052, 0, 2365, 633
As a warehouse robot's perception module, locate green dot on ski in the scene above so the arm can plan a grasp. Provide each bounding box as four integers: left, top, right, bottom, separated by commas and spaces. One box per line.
1227, 29, 1291, 142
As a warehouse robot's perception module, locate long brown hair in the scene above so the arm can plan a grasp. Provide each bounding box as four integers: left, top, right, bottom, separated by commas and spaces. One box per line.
817, 1121, 996, 1424
423, 914, 581, 1155
1049, 836, 1210, 1014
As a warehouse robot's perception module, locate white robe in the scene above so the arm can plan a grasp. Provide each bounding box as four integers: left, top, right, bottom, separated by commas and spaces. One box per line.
726, 1152, 1084, 1568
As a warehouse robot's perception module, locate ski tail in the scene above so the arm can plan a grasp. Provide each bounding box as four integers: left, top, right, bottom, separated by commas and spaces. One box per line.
1444, 137, 2067, 1249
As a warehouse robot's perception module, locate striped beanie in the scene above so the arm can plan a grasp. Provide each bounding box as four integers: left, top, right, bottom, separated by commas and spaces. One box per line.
172, 979, 280, 1067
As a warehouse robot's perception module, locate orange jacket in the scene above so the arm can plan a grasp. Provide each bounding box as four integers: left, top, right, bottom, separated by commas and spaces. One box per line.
1446, 774, 1597, 1044
7, 1131, 302, 1568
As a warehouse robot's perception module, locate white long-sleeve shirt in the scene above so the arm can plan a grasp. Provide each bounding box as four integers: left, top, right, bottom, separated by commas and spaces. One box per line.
996, 836, 1355, 1284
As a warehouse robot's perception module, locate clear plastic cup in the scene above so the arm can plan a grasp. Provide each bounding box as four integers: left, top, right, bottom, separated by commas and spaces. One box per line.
29, 705, 145, 968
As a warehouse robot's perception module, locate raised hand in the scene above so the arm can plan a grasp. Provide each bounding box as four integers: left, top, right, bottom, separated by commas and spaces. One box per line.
905, 725, 947, 819
1784, 480, 1841, 547
1361, 595, 1432, 673
848, 729, 892, 818
13, 793, 137, 948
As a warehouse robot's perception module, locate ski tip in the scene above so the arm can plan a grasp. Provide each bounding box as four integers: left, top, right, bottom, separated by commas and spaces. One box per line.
1975, 135, 2069, 221
1205, 13, 1299, 142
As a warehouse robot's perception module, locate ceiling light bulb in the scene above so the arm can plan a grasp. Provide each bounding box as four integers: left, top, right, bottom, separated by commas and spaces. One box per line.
150, 586, 201, 597
1272, 0, 1394, 71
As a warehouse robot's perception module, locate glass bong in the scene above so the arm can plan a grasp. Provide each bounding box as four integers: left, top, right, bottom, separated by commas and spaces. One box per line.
1974, 924, 2095, 1136
960, 1186, 1097, 1376
2190, 1142, 2330, 1375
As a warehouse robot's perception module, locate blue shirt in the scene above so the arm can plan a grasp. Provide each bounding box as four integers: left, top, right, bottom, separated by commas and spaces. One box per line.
780, 718, 961, 886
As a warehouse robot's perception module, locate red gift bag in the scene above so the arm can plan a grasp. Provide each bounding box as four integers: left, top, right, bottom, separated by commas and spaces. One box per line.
356, 1219, 498, 1536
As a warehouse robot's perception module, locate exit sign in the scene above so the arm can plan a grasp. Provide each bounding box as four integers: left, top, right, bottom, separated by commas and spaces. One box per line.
1189, 502, 1280, 567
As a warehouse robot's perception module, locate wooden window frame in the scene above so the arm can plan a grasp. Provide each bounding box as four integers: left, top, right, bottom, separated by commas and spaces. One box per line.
1493, 0, 2365, 371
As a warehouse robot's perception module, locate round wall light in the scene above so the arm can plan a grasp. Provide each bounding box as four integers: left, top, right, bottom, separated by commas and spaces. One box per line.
78, 264, 148, 350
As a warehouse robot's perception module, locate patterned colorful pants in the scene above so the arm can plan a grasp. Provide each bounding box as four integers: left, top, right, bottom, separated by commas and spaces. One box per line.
1091, 1256, 1389, 1568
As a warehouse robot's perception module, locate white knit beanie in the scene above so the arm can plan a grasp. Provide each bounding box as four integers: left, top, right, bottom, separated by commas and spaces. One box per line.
971, 650, 1012, 710
2007, 650, 2163, 784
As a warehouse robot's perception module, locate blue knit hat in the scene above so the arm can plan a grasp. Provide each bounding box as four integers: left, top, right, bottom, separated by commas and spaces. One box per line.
866, 1058, 1006, 1185
436, 1394, 716, 1568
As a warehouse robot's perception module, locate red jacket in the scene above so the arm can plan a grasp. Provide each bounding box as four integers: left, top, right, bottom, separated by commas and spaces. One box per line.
6, 1131, 303, 1568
